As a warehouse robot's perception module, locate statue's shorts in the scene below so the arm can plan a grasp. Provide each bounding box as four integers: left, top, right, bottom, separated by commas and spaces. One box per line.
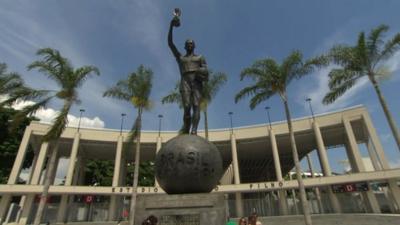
180, 72, 203, 108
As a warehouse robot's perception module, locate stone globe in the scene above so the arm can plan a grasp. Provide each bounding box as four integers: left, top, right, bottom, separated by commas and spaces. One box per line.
155, 135, 223, 194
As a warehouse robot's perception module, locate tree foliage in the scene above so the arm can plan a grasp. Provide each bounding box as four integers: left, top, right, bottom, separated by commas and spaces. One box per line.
83, 160, 155, 187
235, 50, 328, 108
0, 108, 36, 184
0, 62, 51, 131
27, 48, 100, 142
104, 65, 153, 142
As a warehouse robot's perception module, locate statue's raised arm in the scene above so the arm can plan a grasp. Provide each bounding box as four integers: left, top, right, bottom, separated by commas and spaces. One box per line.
168, 8, 181, 60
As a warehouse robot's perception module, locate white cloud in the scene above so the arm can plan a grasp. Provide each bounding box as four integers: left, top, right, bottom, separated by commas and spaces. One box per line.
383, 51, 400, 81
380, 133, 393, 144
11, 100, 105, 128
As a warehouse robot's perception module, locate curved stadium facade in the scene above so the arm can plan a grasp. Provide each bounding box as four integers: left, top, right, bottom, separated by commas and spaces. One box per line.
0, 105, 400, 224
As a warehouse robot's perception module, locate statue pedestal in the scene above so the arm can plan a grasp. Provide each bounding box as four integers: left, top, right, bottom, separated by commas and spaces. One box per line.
135, 193, 226, 225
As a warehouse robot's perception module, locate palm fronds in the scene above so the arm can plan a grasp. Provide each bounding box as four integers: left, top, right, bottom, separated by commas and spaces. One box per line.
161, 82, 182, 108
236, 50, 322, 109
28, 47, 100, 141
324, 24, 400, 105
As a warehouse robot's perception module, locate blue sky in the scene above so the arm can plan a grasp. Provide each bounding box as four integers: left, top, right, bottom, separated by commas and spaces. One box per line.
1, 0, 400, 172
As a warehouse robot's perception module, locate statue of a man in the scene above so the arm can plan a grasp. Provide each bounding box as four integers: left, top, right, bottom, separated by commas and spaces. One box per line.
168, 9, 209, 135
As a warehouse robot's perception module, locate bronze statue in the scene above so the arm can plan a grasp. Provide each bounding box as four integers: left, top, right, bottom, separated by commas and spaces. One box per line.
168, 8, 209, 135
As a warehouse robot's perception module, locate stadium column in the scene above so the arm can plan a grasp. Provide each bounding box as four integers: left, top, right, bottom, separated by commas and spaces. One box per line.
305, 154, 324, 213
312, 121, 341, 213
269, 128, 288, 215
362, 113, 400, 213
18, 142, 49, 225
17, 146, 39, 220
343, 117, 381, 213
16, 143, 40, 222
109, 135, 124, 221
154, 136, 162, 187
288, 173, 299, 214
57, 132, 81, 222
230, 133, 243, 217
0, 127, 32, 224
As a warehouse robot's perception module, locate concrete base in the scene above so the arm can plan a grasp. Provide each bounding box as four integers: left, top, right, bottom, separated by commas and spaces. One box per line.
134, 193, 226, 225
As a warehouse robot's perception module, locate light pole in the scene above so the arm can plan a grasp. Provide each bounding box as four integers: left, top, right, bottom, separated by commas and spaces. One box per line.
158, 114, 163, 137
305, 97, 315, 120
120, 113, 126, 135
228, 112, 234, 134
77, 109, 85, 132
265, 106, 272, 129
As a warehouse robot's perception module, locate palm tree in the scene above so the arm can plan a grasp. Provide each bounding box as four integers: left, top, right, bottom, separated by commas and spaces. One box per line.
161, 71, 227, 139
235, 50, 327, 225
103, 65, 153, 225
323, 24, 400, 150
27, 48, 100, 225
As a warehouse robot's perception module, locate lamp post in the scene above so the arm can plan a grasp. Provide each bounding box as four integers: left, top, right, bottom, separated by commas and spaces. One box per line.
305, 97, 315, 120
265, 106, 272, 129
158, 114, 163, 137
228, 112, 234, 134
77, 109, 85, 132
120, 113, 126, 135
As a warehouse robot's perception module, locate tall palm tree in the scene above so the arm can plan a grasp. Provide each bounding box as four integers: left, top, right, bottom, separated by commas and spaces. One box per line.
235, 50, 327, 225
323, 24, 400, 150
103, 65, 153, 225
27, 48, 100, 225
161, 71, 227, 139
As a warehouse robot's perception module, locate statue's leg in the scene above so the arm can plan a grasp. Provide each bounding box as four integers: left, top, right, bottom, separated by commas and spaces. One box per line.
180, 80, 191, 134
191, 83, 202, 135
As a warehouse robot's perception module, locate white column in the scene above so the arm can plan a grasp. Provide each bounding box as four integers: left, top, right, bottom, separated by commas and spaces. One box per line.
109, 135, 124, 221
362, 113, 400, 212
57, 133, 81, 222
154, 136, 162, 187
366, 140, 381, 171
361, 113, 389, 169
16, 151, 39, 221
343, 117, 381, 213
78, 158, 86, 185
18, 142, 49, 225
0, 128, 32, 224
269, 128, 288, 215
306, 154, 324, 213
230, 133, 243, 217
312, 121, 341, 213
289, 173, 299, 214
8, 127, 33, 184
72, 157, 82, 185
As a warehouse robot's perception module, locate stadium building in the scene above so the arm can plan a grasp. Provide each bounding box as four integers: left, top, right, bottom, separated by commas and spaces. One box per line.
0, 105, 400, 224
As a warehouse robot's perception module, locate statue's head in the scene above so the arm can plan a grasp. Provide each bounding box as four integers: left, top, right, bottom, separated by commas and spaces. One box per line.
184, 39, 195, 52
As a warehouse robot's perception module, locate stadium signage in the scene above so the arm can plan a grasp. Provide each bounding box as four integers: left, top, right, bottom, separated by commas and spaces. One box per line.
248, 181, 285, 190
